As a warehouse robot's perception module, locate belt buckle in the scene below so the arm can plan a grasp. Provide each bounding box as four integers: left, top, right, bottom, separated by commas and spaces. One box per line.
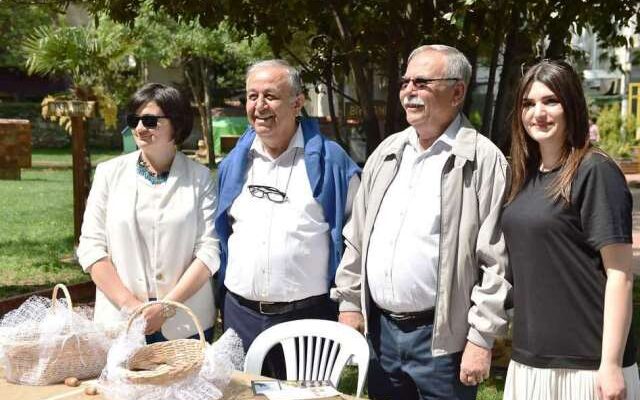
388, 312, 412, 321
259, 301, 277, 315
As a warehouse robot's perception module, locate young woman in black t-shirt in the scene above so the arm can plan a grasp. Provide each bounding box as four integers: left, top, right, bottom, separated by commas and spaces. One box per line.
502, 60, 639, 399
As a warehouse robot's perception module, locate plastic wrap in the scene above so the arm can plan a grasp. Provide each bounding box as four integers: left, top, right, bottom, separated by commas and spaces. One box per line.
99, 320, 244, 400
0, 294, 116, 385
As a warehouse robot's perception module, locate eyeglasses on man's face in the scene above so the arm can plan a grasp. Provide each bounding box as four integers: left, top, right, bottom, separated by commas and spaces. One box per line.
126, 114, 171, 130
248, 184, 287, 203
399, 77, 460, 90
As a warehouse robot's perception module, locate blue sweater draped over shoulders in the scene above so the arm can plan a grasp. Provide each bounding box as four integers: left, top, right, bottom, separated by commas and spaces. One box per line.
214, 118, 360, 294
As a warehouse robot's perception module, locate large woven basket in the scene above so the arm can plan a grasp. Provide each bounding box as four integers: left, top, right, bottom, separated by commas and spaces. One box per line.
3, 283, 113, 385
123, 300, 206, 385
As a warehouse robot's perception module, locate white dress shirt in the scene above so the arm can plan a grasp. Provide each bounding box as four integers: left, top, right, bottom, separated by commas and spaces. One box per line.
367, 115, 460, 313
225, 126, 331, 302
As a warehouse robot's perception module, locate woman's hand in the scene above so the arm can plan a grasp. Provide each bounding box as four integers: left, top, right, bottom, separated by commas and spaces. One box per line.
596, 363, 626, 400
141, 303, 167, 335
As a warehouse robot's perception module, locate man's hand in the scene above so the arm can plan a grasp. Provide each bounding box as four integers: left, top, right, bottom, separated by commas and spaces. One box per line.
596, 363, 627, 400
459, 341, 491, 386
338, 311, 364, 333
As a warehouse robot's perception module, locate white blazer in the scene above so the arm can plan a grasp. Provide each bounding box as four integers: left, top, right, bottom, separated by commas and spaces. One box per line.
77, 150, 219, 339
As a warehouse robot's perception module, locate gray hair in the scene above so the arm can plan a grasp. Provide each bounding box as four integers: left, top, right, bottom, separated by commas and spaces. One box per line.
246, 59, 303, 97
408, 45, 472, 87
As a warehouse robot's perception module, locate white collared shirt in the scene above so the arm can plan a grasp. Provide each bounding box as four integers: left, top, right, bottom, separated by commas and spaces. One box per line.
367, 115, 460, 313
224, 126, 331, 302
135, 177, 167, 298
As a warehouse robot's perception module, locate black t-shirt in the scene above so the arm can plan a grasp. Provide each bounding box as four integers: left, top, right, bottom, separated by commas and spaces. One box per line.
502, 152, 636, 369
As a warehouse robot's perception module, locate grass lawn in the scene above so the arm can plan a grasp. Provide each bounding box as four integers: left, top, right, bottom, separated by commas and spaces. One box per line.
32, 147, 121, 167
0, 148, 120, 298
0, 168, 86, 298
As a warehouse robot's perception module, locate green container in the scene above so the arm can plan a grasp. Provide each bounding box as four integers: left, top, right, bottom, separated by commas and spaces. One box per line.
213, 116, 248, 155
121, 127, 137, 154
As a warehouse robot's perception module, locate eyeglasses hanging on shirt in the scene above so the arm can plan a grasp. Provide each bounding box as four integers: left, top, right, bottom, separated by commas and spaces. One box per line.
248, 148, 299, 204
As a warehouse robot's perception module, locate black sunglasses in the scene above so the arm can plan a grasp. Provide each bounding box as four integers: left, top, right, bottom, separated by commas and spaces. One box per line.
126, 114, 171, 129
248, 184, 287, 203
399, 77, 460, 90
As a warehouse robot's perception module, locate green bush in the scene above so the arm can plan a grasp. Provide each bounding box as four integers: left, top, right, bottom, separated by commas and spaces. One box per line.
596, 103, 638, 159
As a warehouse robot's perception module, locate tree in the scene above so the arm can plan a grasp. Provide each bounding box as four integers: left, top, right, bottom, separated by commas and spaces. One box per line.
22, 13, 136, 127
80, 0, 640, 154
0, 2, 61, 70
130, 0, 271, 167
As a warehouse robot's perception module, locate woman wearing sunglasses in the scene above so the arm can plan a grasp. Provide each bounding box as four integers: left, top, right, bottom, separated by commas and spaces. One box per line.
77, 83, 219, 343
501, 60, 639, 400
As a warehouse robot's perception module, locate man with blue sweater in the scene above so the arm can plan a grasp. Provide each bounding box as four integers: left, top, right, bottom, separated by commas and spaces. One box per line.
214, 59, 360, 378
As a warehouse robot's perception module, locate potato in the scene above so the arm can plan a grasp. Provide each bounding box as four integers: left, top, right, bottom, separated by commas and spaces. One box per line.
84, 385, 98, 396
64, 377, 80, 387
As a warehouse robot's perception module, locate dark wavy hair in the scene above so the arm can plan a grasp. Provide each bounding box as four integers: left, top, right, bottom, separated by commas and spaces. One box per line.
127, 83, 193, 145
507, 60, 591, 204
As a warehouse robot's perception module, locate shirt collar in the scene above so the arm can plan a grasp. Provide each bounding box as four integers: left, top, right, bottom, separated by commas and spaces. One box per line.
250, 124, 304, 161
407, 113, 461, 153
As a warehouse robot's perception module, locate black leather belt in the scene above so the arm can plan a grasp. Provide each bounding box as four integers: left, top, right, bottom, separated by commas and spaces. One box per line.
229, 291, 327, 316
380, 307, 435, 325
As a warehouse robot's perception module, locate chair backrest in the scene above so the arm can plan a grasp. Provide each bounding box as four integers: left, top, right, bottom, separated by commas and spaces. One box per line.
244, 319, 369, 398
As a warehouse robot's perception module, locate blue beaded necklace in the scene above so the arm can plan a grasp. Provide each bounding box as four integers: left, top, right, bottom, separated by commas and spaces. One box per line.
137, 155, 169, 185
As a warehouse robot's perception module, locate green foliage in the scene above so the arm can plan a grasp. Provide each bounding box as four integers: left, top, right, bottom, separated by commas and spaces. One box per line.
469, 110, 483, 130
596, 103, 639, 159
132, 1, 271, 92
22, 14, 139, 106
0, 4, 57, 69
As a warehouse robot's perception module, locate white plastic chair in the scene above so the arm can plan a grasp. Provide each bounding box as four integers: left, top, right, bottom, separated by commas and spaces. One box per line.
244, 319, 369, 398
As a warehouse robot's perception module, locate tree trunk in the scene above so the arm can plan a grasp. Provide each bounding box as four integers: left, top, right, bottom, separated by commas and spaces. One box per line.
201, 60, 216, 168
325, 58, 346, 148
462, 9, 482, 116
329, 2, 381, 156
490, 9, 532, 152
383, 35, 401, 138
481, 8, 505, 137
545, 29, 569, 59
184, 62, 214, 168
463, 46, 478, 116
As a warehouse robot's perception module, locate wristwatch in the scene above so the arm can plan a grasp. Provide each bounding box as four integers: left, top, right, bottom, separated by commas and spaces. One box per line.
161, 303, 176, 319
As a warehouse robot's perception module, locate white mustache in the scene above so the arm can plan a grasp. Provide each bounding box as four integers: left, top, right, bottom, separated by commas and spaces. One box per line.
403, 96, 425, 107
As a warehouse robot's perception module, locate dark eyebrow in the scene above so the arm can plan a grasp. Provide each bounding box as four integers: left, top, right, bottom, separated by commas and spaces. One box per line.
522, 94, 559, 101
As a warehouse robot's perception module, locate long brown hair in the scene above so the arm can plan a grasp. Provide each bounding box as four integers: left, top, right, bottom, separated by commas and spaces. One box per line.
507, 60, 591, 204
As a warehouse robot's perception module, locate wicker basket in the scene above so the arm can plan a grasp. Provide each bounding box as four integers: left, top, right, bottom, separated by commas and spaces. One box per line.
3, 283, 113, 385
122, 300, 206, 385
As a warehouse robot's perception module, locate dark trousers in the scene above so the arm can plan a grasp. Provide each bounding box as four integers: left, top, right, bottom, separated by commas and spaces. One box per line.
144, 298, 215, 344
145, 326, 214, 344
367, 306, 477, 400
223, 290, 337, 379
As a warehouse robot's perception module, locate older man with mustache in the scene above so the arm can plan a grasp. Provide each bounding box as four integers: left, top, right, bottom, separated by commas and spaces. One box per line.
332, 45, 511, 399
214, 59, 360, 378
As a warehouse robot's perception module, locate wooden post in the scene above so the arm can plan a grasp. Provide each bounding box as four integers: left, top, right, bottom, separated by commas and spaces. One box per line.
70, 116, 91, 245
48, 101, 95, 245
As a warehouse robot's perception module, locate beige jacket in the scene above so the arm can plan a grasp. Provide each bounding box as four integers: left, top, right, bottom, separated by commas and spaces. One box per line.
77, 151, 219, 339
331, 116, 511, 356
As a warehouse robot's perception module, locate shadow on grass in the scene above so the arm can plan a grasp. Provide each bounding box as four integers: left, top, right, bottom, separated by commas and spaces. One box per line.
0, 236, 75, 266
0, 284, 54, 298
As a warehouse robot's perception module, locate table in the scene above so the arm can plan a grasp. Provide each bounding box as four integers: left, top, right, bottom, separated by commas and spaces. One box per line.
0, 369, 355, 400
